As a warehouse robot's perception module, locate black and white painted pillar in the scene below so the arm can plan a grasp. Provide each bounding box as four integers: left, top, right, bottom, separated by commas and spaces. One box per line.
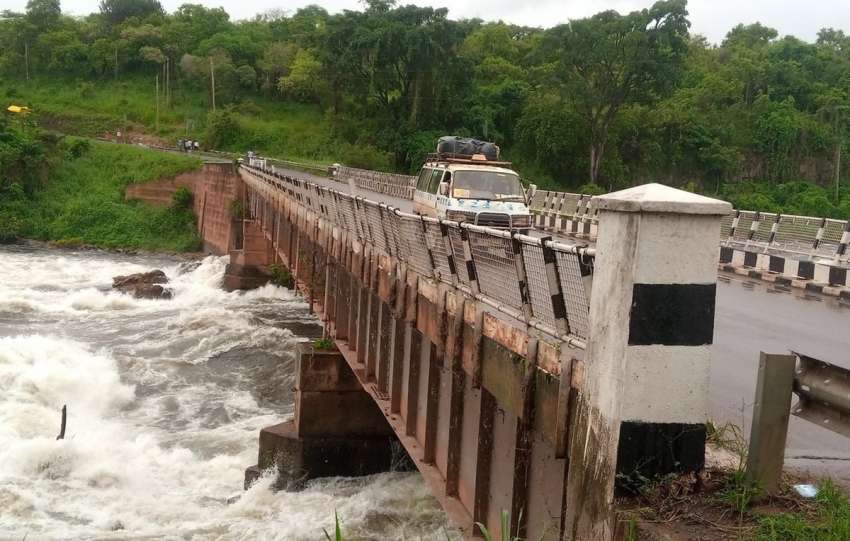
585, 183, 731, 485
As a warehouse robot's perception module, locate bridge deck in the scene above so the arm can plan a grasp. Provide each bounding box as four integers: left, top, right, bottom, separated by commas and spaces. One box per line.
270, 163, 850, 488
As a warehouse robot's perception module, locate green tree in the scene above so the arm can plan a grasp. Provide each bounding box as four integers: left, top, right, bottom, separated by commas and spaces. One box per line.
25, 0, 60, 32
543, 0, 691, 183
99, 0, 163, 25
276, 49, 324, 102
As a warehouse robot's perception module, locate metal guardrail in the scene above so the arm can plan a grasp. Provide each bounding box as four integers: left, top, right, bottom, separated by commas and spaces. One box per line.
746, 351, 850, 494
242, 161, 595, 347
528, 188, 850, 263
333, 165, 417, 200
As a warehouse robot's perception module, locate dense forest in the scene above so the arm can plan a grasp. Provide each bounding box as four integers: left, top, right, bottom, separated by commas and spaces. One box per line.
2, 0, 850, 216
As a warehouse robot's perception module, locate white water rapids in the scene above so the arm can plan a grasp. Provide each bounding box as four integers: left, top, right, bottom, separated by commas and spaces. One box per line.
0, 244, 450, 540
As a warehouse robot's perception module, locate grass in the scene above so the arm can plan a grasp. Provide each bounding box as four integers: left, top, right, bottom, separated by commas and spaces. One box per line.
1, 138, 204, 251
1, 75, 392, 169
757, 480, 850, 540
312, 337, 335, 351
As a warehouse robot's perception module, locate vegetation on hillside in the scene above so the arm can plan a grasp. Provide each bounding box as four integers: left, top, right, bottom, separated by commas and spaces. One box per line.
1, 0, 850, 217
0, 116, 202, 250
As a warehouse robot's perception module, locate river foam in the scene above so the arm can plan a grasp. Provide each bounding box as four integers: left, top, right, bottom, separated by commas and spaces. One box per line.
0, 245, 450, 540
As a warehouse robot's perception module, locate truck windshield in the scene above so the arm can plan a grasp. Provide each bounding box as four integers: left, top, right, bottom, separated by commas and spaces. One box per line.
452, 170, 524, 201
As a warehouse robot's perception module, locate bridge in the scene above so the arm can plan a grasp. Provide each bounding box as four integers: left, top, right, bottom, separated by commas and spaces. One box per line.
126, 156, 850, 539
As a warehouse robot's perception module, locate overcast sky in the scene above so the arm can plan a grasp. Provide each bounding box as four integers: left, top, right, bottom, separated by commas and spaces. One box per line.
8, 0, 848, 44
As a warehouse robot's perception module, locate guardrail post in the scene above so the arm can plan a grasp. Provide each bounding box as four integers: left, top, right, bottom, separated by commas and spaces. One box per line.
727, 209, 741, 243
836, 220, 850, 262
812, 217, 827, 256
511, 234, 533, 322
540, 237, 569, 336
459, 226, 480, 295
564, 183, 731, 538
745, 352, 796, 496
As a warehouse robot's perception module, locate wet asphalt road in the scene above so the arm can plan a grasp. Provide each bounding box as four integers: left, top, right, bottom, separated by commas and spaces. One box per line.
713, 273, 850, 486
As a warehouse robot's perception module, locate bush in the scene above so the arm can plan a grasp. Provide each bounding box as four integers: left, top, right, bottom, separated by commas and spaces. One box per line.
172, 186, 193, 210
338, 143, 393, 171
0, 213, 21, 244
230, 199, 245, 219
65, 138, 92, 159
268, 263, 294, 288
205, 110, 241, 149
313, 338, 335, 351
577, 182, 606, 195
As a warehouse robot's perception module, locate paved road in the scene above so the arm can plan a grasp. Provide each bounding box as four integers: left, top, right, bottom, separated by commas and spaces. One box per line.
272, 164, 850, 485
713, 273, 850, 486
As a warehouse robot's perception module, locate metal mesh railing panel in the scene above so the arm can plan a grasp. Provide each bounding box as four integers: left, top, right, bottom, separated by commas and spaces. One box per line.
448, 228, 470, 284
468, 230, 523, 310
363, 202, 388, 253
821, 219, 847, 255
423, 221, 454, 281
555, 250, 591, 341
528, 189, 548, 210
521, 242, 556, 327
720, 212, 734, 239
753, 213, 777, 243
396, 215, 434, 276
383, 210, 405, 258
731, 211, 756, 242
774, 215, 821, 253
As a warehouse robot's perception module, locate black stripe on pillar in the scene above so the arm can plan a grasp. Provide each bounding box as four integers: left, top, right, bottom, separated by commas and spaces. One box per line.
829, 266, 847, 287
719, 246, 733, 263
798, 261, 815, 280
628, 284, 715, 346
769, 256, 785, 273
743, 251, 758, 268
616, 421, 706, 488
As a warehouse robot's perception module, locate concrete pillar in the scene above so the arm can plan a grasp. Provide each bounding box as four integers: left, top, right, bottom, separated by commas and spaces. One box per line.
566, 184, 730, 538
245, 343, 397, 490
224, 219, 273, 291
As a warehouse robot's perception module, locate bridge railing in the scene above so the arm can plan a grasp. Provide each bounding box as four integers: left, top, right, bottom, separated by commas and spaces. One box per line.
529, 188, 850, 263
243, 162, 594, 346
333, 165, 418, 200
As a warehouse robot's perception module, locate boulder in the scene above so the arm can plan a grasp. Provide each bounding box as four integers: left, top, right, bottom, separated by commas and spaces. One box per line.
112, 270, 172, 299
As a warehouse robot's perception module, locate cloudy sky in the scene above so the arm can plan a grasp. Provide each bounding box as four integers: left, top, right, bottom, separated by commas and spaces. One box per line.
9, 0, 848, 44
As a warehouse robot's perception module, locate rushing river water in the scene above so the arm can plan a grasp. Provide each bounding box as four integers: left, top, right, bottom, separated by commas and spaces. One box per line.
0, 244, 450, 540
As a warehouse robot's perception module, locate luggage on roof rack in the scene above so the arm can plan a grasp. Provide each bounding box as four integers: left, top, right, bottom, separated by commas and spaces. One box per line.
436, 136, 500, 161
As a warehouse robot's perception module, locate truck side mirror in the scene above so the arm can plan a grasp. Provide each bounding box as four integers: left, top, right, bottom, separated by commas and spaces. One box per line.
439, 182, 449, 196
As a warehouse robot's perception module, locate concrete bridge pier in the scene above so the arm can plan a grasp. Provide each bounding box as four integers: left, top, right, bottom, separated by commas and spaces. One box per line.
245, 343, 399, 490
224, 217, 274, 290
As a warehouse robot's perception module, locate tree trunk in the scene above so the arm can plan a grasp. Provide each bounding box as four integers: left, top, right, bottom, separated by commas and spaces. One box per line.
590, 140, 605, 185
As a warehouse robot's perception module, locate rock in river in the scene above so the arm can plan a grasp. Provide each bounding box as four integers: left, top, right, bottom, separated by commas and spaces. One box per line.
112, 270, 173, 299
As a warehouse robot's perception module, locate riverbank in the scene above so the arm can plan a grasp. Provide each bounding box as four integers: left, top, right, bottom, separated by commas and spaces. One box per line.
0, 137, 203, 251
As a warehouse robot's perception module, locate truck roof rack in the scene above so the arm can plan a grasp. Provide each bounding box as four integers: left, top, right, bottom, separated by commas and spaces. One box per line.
425, 152, 513, 167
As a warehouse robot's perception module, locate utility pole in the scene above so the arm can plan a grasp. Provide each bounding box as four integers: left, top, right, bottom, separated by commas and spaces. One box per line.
155, 74, 160, 133
209, 57, 216, 112
166, 56, 171, 107
835, 135, 842, 204
24, 42, 29, 81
